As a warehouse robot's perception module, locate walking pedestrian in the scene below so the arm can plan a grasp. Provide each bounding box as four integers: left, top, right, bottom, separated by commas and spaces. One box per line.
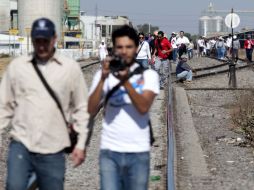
216, 37, 226, 60
0, 18, 89, 190
170, 32, 178, 63
88, 25, 160, 190
136, 32, 151, 69
232, 35, 240, 63
226, 34, 232, 56
99, 40, 108, 61
149, 31, 158, 68
197, 37, 205, 57
176, 31, 190, 58
187, 39, 194, 59
244, 34, 254, 62
153, 31, 173, 89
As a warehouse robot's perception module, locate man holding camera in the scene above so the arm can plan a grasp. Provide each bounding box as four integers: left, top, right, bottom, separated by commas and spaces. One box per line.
0, 18, 89, 190
88, 25, 159, 190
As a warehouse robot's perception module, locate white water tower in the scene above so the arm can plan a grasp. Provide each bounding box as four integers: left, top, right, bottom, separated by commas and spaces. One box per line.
18, 0, 63, 37
0, 0, 10, 33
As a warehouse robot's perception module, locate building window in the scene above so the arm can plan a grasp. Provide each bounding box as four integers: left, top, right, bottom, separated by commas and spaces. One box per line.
102, 25, 106, 37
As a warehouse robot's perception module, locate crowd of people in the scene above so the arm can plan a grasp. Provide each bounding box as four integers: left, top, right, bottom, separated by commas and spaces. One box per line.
195, 34, 254, 63
99, 29, 195, 87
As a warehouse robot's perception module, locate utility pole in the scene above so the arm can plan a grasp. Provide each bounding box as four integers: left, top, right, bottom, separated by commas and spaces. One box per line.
228, 8, 237, 88
94, 4, 98, 53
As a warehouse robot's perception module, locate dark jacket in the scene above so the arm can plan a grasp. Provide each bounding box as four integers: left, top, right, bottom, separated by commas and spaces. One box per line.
176, 61, 191, 75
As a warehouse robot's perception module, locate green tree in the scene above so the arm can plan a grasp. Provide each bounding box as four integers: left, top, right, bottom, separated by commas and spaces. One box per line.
136, 23, 159, 34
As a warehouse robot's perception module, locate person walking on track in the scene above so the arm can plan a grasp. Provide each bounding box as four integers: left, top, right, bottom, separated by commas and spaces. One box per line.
153, 31, 173, 90
99, 40, 108, 61
176, 31, 190, 58
136, 32, 151, 69
88, 25, 159, 190
244, 34, 254, 63
0, 18, 90, 190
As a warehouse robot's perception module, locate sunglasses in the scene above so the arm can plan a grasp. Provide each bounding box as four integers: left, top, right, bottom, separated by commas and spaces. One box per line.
139, 36, 144, 39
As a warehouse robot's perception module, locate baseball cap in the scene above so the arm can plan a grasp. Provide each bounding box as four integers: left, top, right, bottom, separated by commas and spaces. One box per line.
31, 18, 56, 39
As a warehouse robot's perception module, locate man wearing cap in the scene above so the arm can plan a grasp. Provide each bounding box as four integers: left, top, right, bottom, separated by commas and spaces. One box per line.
0, 18, 89, 190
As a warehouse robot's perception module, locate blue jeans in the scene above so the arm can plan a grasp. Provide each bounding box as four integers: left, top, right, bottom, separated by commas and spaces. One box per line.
172, 48, 178, 62
136, 59, 149, 69
246, 49, 253, 62
154, 58, 169, 87
6, 141, 65, 190
217, 47, 224, 59
187, 49, 193, 59
100, 150, 150, 190
177, 70, 192, 81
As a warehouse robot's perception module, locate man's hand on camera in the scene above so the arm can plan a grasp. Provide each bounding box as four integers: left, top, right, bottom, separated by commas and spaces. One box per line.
101, 57, 111, 80
115, 68, 129, 82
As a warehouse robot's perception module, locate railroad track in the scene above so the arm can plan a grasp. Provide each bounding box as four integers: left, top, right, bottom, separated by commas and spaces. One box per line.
80, 60, 100, 70
167, 66, 175, 190
172, 56, 253, 82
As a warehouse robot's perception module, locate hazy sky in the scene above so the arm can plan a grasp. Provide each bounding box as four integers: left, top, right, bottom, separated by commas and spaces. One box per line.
81, 0, 254, 35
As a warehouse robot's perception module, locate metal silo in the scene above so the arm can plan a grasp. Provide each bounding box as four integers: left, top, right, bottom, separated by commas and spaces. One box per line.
199, 16, 211, 37
212, 16, 223, 32
18, 0, 63, 37
0, 0, 10, 33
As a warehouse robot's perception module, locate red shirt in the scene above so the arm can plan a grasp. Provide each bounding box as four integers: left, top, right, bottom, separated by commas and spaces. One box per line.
155, 37, 172, 59
244, 39, 254, 49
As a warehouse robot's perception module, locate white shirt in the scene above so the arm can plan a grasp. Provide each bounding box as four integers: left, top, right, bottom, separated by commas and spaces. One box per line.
171, 37, 177, 49
99, 44, 107, 54
89, 64, 159, 152
176, 36, 190, 46
136, 41, 151, 60
226, 37, 232, 48
197, 39, 205, 48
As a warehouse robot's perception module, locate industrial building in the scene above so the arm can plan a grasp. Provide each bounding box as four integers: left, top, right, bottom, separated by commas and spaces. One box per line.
0, 0, 131, 58
199, 3, 254, 37
199, 3, 229, 37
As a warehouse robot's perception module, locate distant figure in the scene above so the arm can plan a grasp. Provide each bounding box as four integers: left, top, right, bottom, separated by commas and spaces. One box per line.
244, 34, 254, 62
187, 39, 194, 59
176, 31, 190, 58
232, 35, 240, 63
99, 41, 108, 61
205, 39, 211, 56
216, 37, 226, 60
197, 37, 205, 57
136, 32, 151, 69
226, 34, 232, 56
176, 54, 193, 84
170, 32, 178, 63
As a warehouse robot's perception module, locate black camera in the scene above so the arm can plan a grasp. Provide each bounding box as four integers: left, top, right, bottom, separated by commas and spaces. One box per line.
109, 55, 128, 74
